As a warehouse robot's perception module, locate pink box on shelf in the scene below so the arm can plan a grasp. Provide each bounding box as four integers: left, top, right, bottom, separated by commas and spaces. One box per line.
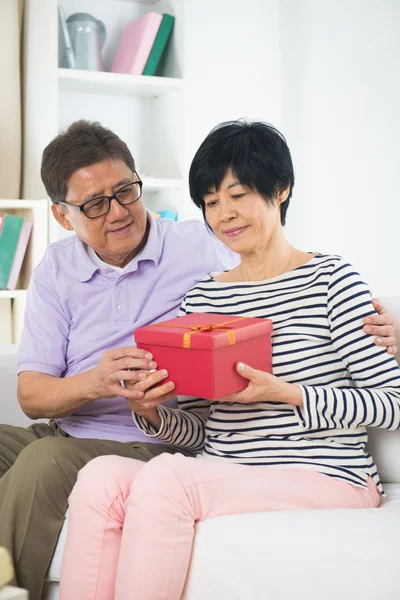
111, 13, 162, 75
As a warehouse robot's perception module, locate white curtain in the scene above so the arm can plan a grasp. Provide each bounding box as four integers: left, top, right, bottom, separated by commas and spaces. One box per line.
0, 0, 24, 199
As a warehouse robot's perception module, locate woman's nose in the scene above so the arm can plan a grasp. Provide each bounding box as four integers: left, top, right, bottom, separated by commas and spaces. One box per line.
220, 201, 236, 221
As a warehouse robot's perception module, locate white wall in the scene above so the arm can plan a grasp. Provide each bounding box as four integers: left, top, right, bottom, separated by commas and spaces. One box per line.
280, 0, 400, 296
181, 0, 282, 220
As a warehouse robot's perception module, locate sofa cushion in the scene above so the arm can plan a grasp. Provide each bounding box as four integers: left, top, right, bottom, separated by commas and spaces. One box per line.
46, 483, 400, 588
184, 488, 400, 600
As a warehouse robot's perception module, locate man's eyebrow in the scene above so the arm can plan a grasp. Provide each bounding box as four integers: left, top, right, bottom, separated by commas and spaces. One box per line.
82, 178, 133, 203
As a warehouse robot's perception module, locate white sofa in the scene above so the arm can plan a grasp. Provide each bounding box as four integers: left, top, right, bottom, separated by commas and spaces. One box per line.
0, 298, 399, 600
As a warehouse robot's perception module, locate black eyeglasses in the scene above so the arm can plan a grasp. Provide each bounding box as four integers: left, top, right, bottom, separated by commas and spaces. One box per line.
57, 179, 143, 219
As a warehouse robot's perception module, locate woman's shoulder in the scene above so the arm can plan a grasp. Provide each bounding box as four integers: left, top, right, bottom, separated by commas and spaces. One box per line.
313, 253, 364, 276
183, 274, 216, 297
308, 253, 358, 275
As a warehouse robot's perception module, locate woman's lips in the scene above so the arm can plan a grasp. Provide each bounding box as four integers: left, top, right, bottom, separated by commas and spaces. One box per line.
224, 226, 248, 237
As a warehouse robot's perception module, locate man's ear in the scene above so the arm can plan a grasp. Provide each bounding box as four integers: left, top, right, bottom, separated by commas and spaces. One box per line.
51, 203, 74, 231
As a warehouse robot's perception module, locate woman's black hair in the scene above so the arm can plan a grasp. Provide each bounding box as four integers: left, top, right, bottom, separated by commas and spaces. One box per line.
189, 119, 294, 226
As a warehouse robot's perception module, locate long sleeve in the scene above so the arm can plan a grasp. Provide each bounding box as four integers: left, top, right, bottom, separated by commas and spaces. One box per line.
295, 260, 400, 432
133, 395, 209, 452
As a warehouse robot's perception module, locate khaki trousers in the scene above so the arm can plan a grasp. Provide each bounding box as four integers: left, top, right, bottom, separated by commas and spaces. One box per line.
0, 421, 185, 600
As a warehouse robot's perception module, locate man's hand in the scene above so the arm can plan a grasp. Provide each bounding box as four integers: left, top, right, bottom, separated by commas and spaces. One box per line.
364, 299, 398, 356
125, 369, 176, 427
217, 363, 303, 407
89, 347, 158, 401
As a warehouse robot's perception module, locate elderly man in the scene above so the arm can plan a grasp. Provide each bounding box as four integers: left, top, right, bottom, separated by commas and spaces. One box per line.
0, 121, 396, 599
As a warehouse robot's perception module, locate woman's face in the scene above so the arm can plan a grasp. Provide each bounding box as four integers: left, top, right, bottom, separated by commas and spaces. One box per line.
204, 170, 283, 254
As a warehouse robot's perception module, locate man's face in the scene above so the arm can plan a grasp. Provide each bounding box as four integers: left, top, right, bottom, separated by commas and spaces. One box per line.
52, 158, 148, 268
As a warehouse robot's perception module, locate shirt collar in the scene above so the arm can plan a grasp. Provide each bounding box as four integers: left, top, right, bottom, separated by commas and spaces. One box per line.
76, 211, 162, 282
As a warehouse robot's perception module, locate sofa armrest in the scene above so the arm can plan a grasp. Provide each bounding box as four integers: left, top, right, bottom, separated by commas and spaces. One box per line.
0, 345, 31, 427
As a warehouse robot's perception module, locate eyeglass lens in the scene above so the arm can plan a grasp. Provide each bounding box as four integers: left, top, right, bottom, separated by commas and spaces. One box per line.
84, 182, 142, 218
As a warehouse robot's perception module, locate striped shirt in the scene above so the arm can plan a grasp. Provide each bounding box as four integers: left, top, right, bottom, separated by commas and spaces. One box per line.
135, 254, 400, 495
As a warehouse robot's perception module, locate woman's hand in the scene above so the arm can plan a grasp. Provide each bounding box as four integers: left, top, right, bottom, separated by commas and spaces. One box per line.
125, 369, 176, 426
217, 363, 303, 407
365, 299, 398, 355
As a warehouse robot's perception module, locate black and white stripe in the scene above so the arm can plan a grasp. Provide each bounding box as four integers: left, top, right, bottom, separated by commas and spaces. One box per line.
135, 255, 400, 495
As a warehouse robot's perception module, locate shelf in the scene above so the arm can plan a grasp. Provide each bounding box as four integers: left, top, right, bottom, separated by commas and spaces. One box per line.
0, 199, 48, 209
142, 178, 183, 192
58, 68, 183, 98
0, 290, 27, 300
115, 0, 159, 3
116, 1, 159, 3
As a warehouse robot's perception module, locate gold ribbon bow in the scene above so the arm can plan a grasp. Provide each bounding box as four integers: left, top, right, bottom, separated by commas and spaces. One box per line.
153, 317, 247, 349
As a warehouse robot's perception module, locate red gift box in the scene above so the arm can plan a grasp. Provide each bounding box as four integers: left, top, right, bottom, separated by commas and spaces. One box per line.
135, 313, 273, 400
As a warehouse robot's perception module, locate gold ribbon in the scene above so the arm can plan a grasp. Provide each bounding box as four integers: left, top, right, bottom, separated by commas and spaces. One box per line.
152, 317, 248, 349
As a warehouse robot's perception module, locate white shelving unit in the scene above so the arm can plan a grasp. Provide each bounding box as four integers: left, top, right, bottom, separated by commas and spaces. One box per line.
21, 0, 279, 240
23, 0, 186, 243
58, 67, 183, 97
0, 199, 49, 345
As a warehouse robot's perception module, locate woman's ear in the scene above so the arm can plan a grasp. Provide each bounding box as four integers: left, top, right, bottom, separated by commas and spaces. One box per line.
51, 203, 74, 231
276, 185, 290, 206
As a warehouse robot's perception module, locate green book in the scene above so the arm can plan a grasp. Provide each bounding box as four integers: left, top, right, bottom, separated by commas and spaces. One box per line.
0, 214, 24, 289
142, 13, 175, 76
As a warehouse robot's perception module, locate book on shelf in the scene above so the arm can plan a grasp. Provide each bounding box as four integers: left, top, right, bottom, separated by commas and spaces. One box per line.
112, 12, 175, 77
143, 14, 175, 77
0, 214, 32, 290
112, 12, 163, 76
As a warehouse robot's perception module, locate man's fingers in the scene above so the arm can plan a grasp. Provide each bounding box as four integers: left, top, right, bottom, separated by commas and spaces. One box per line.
371, 298, 383, 314
364, 314, 395, 326
388, 345, 398, 356
107, 347, 153, 361
113, 357, 157, 371
363, 324, 395, 338
375, 336, 397, 348
110, 384, 144, 400
113, 369, 150, 384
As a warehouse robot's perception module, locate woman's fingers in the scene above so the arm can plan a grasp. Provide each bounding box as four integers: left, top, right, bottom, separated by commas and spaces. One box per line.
133, 369, 171, 392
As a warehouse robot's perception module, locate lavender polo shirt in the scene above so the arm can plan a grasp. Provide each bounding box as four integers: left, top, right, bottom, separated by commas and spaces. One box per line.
18, 212, 237, 443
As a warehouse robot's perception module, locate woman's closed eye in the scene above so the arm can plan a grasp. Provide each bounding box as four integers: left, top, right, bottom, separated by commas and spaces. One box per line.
205, 199, 218, 208
231, 193, 247, 200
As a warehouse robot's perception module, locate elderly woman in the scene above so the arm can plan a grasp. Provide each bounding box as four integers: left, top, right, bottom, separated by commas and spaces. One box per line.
60, 121, 400, 600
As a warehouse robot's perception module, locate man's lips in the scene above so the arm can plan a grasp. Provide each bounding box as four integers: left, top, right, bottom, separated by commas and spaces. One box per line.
107, 221, 133, 234
223, 226, 248, 237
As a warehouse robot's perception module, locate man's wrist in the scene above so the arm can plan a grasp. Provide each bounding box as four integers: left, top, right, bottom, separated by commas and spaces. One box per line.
83, 369, 100, 401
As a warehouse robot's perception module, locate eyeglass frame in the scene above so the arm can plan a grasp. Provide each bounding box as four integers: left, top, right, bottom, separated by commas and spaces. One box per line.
56, 178, 143, 219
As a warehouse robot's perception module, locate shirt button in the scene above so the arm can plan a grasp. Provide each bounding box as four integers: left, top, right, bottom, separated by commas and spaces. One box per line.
119, 282, 125, 287
118, 304, 123, 311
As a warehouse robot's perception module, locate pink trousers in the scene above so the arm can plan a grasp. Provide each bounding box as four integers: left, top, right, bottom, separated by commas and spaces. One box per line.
60, 453, 380, 600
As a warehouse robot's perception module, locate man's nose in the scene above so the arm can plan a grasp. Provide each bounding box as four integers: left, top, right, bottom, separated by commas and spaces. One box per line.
107, 197, 129, 220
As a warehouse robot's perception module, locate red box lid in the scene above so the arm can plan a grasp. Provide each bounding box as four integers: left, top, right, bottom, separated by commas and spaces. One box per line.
135, 312, 272, 350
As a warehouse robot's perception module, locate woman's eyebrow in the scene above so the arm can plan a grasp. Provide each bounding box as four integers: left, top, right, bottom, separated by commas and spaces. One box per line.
226, 181, 242, 190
